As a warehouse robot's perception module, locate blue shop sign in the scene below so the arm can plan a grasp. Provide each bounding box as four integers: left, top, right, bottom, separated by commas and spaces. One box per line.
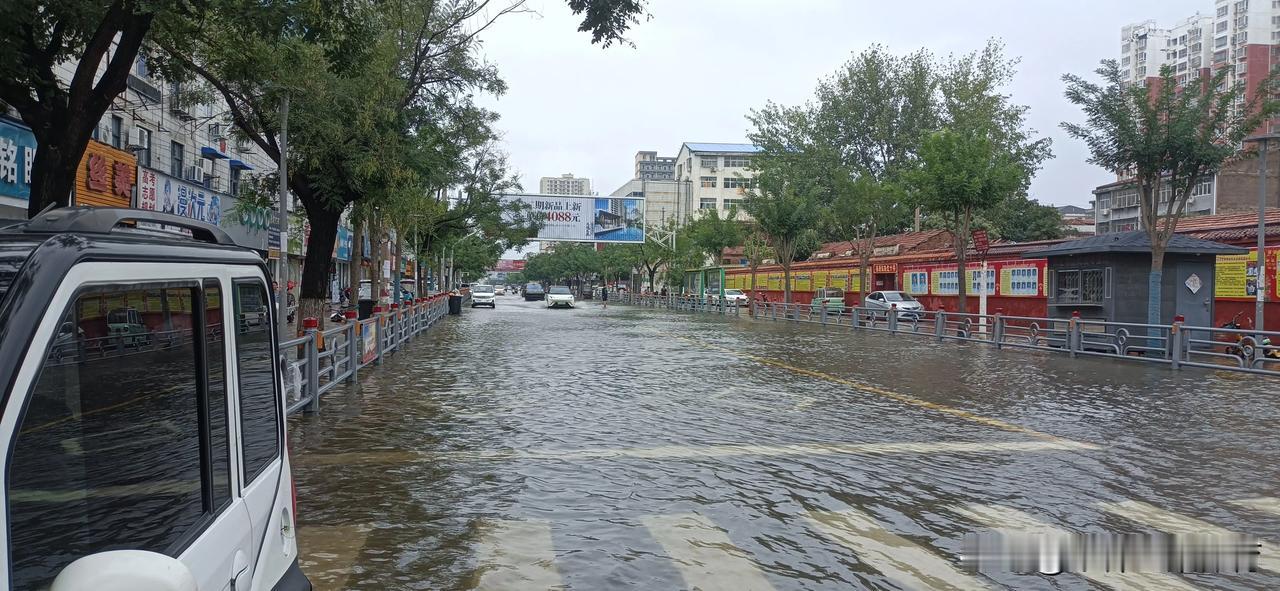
336, 226, 353, 261
0, 118, 37, 201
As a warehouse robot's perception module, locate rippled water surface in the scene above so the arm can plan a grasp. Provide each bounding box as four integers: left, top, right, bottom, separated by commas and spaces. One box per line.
289, 297, 1280, 590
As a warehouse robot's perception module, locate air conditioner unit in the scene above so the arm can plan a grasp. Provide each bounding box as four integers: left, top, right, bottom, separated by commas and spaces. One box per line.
127, 128, 148, 151
185, 165, 204, 183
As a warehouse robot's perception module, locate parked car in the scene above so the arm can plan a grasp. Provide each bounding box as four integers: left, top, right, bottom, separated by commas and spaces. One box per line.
546, 285, 575, 308
864, 290, 925, 318
106, 307, 151, 347
471, 284, 497, 308
810, 288, 846, 313
720, 289, 749, 305
495, 285, 506, 296
0, 208, 308, 591
524, 283, 546, 301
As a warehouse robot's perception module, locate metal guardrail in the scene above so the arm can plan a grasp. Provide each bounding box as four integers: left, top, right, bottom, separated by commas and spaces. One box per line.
617, 292, 1280, 377
282, 293, 454, 415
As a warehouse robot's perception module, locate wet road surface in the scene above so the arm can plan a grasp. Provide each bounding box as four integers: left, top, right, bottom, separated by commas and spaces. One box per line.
288, 295, 1280, 590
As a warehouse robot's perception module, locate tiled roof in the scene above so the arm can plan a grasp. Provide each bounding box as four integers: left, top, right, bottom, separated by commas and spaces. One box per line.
810, 229, 951, 258
683, 142, 763, 154
1175, 209, 1280, 232
1064, 218, 1095, 226
1023, 231, 1246, 257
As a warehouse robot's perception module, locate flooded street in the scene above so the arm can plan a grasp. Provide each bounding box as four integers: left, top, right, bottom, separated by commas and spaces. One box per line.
289, 296, 1280, 590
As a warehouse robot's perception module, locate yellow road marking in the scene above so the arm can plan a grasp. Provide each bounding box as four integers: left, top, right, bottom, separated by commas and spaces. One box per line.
672, 335, 1077, 443
1231, 497, 1280, 517
642, 513, 777, 591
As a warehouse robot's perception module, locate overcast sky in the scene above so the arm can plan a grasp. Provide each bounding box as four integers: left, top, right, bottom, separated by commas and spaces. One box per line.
476, 0, 1210, 213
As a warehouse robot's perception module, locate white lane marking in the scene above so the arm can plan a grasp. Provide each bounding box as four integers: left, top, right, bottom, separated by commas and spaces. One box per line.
1231, 497, 1280, 518
806, 509, 993, 590
448, 439, 1097, 462
295, 524, 372, 591
641, 513, 777, 591
1099, 501, 1279, 573
955, 504, 1202, 591
473, 519, 563, 590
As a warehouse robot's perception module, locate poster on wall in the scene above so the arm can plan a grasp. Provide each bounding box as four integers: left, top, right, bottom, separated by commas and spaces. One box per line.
768, 272, 782, 291
999, 263, 1044, 297
793, 273, 811, 292
1213, 249, 1278, 299
499, 194, 646, 243
813, 270, 828, 289
360, 322, 378, 364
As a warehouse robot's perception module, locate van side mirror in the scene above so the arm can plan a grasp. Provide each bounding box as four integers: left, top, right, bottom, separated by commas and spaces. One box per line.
52, 550, 197, 591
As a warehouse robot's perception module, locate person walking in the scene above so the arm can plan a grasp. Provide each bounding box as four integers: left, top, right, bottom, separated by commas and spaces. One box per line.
600, 283, 609, 309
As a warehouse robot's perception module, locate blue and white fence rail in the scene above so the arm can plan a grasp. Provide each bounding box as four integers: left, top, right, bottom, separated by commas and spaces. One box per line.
617, 292, 1280, 377
281, 292, 459, 416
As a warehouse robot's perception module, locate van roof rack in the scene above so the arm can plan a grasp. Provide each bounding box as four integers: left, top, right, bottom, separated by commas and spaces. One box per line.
15, 207, 235, 246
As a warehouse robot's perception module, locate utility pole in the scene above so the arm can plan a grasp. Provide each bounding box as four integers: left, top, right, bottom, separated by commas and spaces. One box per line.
276, 94, 290, 339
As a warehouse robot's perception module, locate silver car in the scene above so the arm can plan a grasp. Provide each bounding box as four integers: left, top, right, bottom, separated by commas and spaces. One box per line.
863, 290, 924, 318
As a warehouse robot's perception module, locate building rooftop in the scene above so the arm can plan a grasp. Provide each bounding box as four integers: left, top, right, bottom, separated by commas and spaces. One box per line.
1023, 231, 1246, 257
682, 142, 763, 154
809, 229, 952, 260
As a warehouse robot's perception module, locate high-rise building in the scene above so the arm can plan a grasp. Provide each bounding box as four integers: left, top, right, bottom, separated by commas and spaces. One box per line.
1095, 1, 1280, 233
634, 151, 675, 180
539, 173, 592, 195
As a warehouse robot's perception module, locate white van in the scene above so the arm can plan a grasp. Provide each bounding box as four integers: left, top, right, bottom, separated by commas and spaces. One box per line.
0, 209, 309, 591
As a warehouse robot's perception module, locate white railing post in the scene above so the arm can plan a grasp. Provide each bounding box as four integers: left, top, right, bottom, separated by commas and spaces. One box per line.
303, 317, 321, 413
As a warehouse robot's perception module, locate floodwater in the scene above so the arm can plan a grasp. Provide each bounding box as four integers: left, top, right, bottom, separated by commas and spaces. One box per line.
288, 295, 1280, 590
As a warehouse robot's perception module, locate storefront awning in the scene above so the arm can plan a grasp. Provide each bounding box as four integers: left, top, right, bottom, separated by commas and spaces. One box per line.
229, 159, 254, 170
201, 146, 229, 160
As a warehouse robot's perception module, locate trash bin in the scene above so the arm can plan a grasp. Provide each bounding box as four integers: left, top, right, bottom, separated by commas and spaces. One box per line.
448, 294, 463, 315
358, 298, 376, 320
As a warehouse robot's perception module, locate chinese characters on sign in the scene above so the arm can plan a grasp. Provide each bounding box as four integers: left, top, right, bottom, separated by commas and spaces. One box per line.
499, 194, 647, 243
136, 167, 221, 225
0, 118, 37, 201
74, 140, 135, 208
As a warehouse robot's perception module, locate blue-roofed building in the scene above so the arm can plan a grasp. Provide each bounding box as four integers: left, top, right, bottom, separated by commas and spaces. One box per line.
673, 142, 762, 222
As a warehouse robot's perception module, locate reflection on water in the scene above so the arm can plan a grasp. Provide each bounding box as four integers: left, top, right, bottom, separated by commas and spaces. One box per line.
290, 300, 1280, 590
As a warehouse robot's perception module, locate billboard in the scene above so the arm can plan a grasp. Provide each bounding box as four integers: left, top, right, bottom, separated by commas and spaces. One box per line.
501, 193, 645, 243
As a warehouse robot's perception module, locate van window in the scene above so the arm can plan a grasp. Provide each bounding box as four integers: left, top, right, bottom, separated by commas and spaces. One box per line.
7, 283, 226, 590
204, 281, 231, 510
234, 281, 280, 482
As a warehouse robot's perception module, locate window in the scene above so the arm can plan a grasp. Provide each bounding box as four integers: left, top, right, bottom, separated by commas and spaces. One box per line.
135, 54, 149, 78
700, 176, 717, 188
724, 176, 753, 189
1053, 269, 1106, 303
1216, 35, 1229, 48
1192, 176, 1214, 196
969, 268, 995, 295
9, 283, 227, 590
234, 281, 280, 482
1122, 56, 1131, 66
723, 198, 744, 208
1218, 5, 1229, 16
171, 141, 185, 178
936, 270, 959, 295
723, 155, 750, 168
204, 281, 231, 510
1214, 48, 1229, 62
1137, 51, 1147, 62
699, 198, 717, 209
230, 167, 242, 196
907, 271, 928, 294
700, 157, 718, 169
137, 127, 152, 167
110, 116, 123, 149
1217, 20, 1229, 33
1008, 267, 1040, 296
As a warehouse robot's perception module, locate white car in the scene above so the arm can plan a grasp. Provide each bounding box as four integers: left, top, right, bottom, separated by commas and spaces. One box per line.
545, 285, 575, 308
495, 285, 506, 295
720, 289, 749, 304
471, 284, 496, 308
0, 208, 308, 591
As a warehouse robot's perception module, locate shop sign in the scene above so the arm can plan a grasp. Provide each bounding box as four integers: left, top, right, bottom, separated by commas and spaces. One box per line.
0, 118, 37, 201
872, 244, 900, 257
335, 226, 353, 261
872, 263, 897, 274
76, 140, 135, 208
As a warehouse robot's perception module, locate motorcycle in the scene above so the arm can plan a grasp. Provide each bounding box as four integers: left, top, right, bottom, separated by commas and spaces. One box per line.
1221, 311, 1253, 358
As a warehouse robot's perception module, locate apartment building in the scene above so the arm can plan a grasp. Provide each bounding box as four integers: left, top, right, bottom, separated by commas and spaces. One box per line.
634, 151, 675, 180
1097, 0, 1280, 233
672, 142, 761, 219
539, 173, 592, 195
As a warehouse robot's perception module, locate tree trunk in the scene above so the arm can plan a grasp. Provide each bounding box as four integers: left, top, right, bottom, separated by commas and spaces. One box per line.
782, 262, 793, 304
1148, 248, 1166, 326
955, 210, 970, 314
370, 220, 384, 305
298, 202, 341, 332
27, 126, 91, 217
349, 220, 363, 305
749, 265, 759, 316
393, 231, 403, 304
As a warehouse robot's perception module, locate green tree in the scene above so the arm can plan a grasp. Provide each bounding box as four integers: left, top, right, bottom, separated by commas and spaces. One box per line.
1063, 59, 1279, 325
823, 177, 909, 299
743, 185, 820, 304
985, 196, 1065, 242
741, 227, 769, 313
0, 0, 207, 216
684, 207, 743, 265
910, 129, 1026, 312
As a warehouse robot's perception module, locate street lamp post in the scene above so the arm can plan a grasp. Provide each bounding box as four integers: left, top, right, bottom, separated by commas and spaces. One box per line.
1244, 132, 1279, 336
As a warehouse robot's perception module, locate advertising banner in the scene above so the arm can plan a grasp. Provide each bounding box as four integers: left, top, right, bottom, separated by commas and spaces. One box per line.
136, 167, 270, 250
813, 270, 828, 289
335, 226, 353, 262
76, 140, 135, 208
360, 321, 378, 364
500, 193, 646, 243
0, 117, 37, 202
793, 273, 811, 292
